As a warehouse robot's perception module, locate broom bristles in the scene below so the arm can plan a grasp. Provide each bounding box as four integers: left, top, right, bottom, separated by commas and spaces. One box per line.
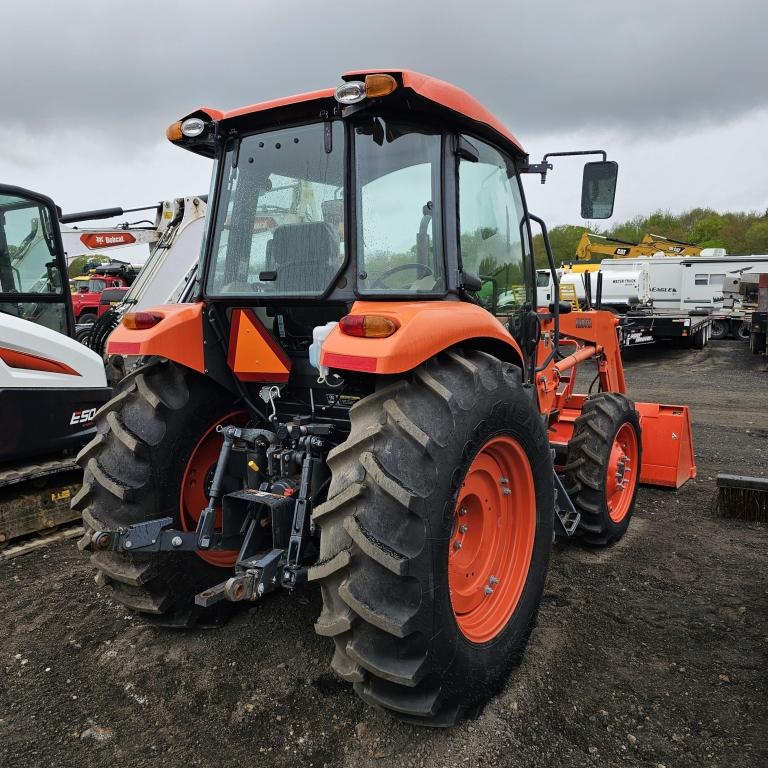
715, 475, 768, 522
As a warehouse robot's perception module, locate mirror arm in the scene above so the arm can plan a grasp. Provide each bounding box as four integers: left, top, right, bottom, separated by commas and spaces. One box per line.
521, 149, 608, 184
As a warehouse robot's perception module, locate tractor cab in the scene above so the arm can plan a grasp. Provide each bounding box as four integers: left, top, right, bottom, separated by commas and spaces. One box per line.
165, 70, 617, 378
0, 185, 74, 337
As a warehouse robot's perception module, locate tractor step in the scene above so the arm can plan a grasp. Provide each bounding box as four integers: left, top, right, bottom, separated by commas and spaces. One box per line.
553, 473, 580, 536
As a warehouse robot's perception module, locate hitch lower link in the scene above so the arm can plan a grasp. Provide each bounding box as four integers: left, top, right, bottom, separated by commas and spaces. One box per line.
89, 514, 289, 607
88, 418, 329, 608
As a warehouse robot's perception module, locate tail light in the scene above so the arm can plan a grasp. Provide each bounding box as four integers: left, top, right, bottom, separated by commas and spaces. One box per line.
339, 314, 398, 338
122, 312, 163, 330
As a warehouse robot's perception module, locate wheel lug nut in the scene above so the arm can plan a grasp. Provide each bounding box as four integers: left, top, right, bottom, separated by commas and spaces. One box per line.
459, 524, 468, 534
453, 541, 462, 551
459, 507, 467, 516
484, 586, 493, 596
502, 488, 511, 496
489, 575, 499, 585
499, 477, 508, 484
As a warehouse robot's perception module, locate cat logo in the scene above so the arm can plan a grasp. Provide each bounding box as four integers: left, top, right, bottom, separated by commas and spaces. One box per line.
615, 247, 630, 256
575, 318, 593, 328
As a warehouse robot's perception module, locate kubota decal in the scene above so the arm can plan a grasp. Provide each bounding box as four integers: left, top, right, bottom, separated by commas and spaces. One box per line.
79, 232, 136, 249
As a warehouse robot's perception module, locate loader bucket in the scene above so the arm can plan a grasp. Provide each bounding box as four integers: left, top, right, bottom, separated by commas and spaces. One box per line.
635, 402, 696, 489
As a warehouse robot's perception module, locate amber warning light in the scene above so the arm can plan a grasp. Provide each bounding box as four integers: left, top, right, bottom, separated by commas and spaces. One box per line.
122, 312, 163, 330
335, 74, 397, 105
339, 314, 398, 338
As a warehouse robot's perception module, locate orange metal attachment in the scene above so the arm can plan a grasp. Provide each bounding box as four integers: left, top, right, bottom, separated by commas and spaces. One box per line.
636, 402, 697, 488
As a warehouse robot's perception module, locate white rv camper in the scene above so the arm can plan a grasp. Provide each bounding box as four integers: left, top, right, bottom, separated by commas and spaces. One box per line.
601, 254, 768, 312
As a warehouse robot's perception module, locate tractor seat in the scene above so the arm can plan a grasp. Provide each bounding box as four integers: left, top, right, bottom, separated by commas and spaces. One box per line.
268, 222, 339, 293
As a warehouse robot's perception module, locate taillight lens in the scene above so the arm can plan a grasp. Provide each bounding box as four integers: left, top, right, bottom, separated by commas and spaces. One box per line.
122, 312, 163, 330
339, 314, 398, 338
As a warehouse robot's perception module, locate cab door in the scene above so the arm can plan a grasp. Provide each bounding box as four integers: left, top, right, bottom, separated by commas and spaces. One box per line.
0, 185, 74, 337
455, 135, 534, 356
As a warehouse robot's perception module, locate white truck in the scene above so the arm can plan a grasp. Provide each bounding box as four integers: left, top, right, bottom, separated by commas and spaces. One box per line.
536, 266, 651, 313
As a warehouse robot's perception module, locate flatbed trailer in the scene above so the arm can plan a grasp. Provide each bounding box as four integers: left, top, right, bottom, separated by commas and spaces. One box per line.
619, 310, 713, 349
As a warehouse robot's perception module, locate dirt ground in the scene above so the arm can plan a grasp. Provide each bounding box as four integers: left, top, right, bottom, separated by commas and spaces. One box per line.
1, 340, 766, 768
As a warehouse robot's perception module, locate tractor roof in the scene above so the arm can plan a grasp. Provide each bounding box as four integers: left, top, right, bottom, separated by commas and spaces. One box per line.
177, 69, 524, 157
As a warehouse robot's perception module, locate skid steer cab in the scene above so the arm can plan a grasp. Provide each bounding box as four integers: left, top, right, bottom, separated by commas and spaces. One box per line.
80, 70, 695, 727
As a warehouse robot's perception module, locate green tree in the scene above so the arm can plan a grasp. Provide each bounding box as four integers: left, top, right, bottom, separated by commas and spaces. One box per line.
744, 221, 768, 253
68, 253, 110, 278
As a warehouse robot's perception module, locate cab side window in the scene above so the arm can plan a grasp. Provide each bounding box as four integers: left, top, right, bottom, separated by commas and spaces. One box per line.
457, 137, 529, 318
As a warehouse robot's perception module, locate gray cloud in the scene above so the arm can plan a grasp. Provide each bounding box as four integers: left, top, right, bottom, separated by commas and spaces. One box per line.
1, 1, 765, 225
2, 0, 767, 150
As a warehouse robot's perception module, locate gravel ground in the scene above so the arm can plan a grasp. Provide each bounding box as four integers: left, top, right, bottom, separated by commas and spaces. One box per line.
1, 340, 766, 768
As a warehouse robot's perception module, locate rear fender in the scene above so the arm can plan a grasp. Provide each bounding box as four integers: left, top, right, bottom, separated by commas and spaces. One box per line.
636, 402, 697, 488
106, 303, 205, 373
319, 301, 524, 374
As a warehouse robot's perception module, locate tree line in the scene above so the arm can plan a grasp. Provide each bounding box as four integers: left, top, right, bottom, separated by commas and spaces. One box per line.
532, 208, 768, 267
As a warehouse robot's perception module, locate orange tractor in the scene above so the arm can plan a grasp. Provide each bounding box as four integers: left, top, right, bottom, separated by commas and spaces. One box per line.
75, 70, 695, 726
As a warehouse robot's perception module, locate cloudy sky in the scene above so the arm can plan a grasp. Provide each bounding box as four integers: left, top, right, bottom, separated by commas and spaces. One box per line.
1, 0, 766, 261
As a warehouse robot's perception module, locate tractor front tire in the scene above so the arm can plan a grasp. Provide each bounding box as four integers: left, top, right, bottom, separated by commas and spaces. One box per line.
310, 350, 553, 726
565, 393, 641, 546
74, 359, 244, 625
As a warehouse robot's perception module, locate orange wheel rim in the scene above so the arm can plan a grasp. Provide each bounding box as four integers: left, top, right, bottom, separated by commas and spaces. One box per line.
449, 436, 536, 644
605, 423, 639, 523
179, 410, 248, 568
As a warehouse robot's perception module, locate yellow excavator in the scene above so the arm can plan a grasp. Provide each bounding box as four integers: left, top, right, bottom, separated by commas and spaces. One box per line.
640, 233, 702, 256
565, 232, 701, 272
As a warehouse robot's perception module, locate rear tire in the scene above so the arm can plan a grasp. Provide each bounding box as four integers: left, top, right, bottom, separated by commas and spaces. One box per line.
565, 393, 641, 546
310, 350, 553, 726
74, 359, 244, 625
78, 312, 97, 326
710, 319, 729, 340
75, 325, 93, 345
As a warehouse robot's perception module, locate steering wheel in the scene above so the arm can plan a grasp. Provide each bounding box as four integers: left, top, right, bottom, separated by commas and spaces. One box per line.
371, 262, 434, 289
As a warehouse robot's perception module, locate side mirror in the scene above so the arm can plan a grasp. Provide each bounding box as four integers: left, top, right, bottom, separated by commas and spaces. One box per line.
581, 161, 618, 219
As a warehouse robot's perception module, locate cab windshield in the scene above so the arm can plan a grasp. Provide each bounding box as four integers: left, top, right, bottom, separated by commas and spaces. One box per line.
206, 122, 345, 297
0, 191, 68, 334
205, 118, 449, 298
